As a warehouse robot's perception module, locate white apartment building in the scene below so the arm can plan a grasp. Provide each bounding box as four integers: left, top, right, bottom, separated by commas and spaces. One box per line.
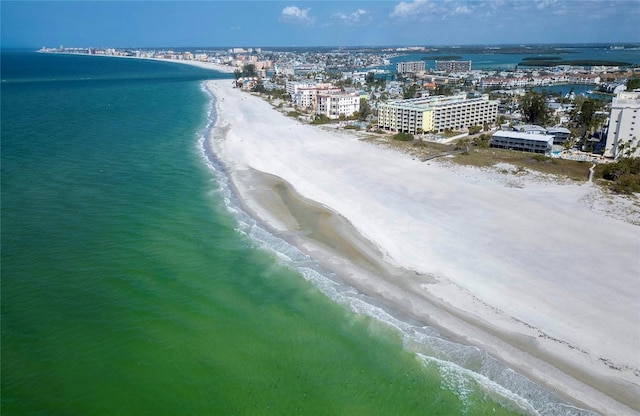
378, 94, 498, 134
435, 60, 472, 73
292, 85, 341, 109
316, 93, 361, 119
396, 61, 425, 74
286, 81, 312, 96
604, 91, 640, 158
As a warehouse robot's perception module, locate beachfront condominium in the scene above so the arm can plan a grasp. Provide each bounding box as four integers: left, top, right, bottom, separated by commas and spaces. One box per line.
316, 92, 361, 119
396, 61, 425, 74
377, 94, 498, 134
435, 60, 472, 73
604, 91, 640, 159
289, 82, 341, 109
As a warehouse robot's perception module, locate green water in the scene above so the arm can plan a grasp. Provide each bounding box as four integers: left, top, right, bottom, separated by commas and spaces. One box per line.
1, 51, 528, 415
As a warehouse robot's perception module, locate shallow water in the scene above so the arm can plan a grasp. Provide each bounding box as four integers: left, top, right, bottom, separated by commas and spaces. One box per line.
1, 50, 595, 415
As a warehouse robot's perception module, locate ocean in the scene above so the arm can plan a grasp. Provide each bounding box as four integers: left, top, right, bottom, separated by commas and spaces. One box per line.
1, 51, 595, 415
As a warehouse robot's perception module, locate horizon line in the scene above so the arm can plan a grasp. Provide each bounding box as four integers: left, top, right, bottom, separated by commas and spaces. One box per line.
6, 41, 640, 51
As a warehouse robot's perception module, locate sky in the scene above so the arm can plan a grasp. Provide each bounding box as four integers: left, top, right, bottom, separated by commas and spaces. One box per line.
2, 0, 639, 48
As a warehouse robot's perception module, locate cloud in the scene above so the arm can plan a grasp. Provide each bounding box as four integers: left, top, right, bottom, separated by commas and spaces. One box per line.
280, 5, 314, 26
389, 0, 475, 21
535, 0, 559, 10
453, 5, 472, 15
332, 8, 371, 26
389, 0, 433, 20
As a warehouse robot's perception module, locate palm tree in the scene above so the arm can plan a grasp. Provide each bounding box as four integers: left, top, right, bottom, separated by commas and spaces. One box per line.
616, 141, 626, 160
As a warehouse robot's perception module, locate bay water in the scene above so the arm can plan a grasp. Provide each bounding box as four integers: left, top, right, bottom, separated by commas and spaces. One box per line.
1, 51, 592, 415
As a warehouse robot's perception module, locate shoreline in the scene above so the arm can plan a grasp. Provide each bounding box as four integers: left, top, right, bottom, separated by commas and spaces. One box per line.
38, 50, 238, 74
216, 162, 639, 415
204, 79, 639, 415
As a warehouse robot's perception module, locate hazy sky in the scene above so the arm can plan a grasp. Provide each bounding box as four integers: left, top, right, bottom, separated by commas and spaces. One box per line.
2, 0, 639, 48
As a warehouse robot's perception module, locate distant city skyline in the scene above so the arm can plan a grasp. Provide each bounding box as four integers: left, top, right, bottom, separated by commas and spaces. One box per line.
2, 1, 639, 49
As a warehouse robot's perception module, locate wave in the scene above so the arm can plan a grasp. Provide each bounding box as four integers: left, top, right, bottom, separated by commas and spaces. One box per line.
195, 82, 598, 416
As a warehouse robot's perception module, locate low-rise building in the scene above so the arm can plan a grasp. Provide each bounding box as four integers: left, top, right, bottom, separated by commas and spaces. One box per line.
489, 131, 554, 154
508, 124, 572, 146
547, 126, 572, 145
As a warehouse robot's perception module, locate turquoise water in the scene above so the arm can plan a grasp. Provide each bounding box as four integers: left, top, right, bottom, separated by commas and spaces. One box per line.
387, 46, 640, 70
1, 51, 593, 415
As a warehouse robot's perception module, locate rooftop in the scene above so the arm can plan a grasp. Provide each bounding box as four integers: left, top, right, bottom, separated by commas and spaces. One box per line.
383, 94, 493, 110
492, 130, 555, 143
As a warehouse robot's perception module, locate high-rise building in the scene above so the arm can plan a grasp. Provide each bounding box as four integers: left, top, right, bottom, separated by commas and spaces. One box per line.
396, 61, 425, 74
604, 91, 640, 158
435, 60, 472, 73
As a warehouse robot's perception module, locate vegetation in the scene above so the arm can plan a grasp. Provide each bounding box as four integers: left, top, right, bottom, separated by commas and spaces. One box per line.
234, 64, 258, 79
471, 134, 491, 149
453, 138, 470, 151
310, 114, 332, 125
521, 57, 563, 61
435, 84, 455, 96
576, 98, 605, 133
566, 96, 607, 144
358, 98, 371, 121
366, 74, 386, 91
442, 129, 464, 138
518, 90, 551, 125
452, 148, 591, 181
627, 77, 640, 91
468, 125, 482, 135
531, 154, 551, 162
421, 55, 462, 61
402, 84, 419, 99
392, 132, 414, 141
268, 89, 291, 101
597, 158, 640, 194
365, 72, 376, 85
363, 134, 591, 181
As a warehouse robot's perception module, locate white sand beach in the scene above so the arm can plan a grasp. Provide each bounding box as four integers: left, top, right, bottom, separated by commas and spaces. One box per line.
167, 59, 237, 73
205, 79, 639, 415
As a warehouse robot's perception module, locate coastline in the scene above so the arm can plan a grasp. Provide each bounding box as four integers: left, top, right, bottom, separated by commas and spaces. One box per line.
204, 79, 640, 415
37, 50, 238, 74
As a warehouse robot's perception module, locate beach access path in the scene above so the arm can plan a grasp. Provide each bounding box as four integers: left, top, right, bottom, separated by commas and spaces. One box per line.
205, 79, 639, 415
